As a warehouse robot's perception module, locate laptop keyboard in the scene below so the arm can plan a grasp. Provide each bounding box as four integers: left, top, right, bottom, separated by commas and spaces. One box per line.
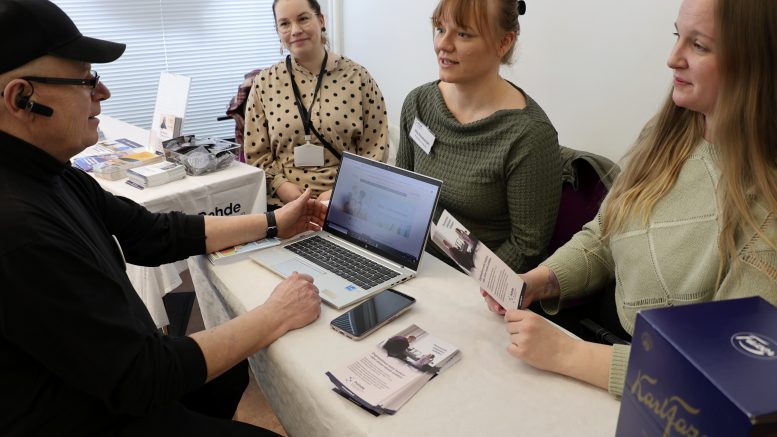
285, 236, 400, 290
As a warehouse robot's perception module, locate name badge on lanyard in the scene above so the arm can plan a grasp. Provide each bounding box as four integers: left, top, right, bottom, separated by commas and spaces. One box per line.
294, 135, 325, 167
288, 52, 329, 167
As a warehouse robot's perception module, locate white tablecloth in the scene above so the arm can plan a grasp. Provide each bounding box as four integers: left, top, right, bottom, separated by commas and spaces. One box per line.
95, 116, 266, 327
192, 253, 621, 436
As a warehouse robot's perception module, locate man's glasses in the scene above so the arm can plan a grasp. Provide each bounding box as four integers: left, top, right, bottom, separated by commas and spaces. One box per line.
21, 70, 100, 93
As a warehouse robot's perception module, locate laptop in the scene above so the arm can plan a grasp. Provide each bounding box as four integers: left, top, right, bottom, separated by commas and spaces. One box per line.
251, 152, 442, 309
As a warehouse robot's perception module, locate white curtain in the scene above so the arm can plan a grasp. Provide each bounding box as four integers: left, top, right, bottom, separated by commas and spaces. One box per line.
54, 0, 281, 139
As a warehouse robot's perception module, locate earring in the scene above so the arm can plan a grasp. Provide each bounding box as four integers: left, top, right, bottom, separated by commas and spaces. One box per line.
322, 26, 327, 32
279, 40, 284, 55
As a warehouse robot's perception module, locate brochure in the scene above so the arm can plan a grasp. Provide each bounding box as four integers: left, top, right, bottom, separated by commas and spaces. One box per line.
326, 324, 461, 416
92, 151, 165, 181
208, 238, 281, 265
127, 161, 186, 187
71, 138, 145, 172
431, 209, 526, 310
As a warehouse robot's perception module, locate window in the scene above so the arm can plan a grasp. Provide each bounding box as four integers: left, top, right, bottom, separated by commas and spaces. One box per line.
54, 0, 280, 139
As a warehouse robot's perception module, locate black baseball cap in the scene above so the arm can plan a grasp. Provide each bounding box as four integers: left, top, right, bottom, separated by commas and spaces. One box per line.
0, 0, 126, 74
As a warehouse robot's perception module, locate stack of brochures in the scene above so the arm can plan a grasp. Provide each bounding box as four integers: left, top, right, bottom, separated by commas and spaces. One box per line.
326, 324, 460, 416
431, 210, 526, 310
71, 138, 145, 172
208, 238, 281, 265
92, 151, 165, 181
127, 161, 186, 187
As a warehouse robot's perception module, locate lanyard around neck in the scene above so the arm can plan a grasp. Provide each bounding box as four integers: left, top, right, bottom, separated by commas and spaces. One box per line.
286, 51, 328, 140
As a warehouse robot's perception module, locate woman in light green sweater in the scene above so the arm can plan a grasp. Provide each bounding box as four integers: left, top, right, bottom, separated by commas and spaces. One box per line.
484, 0, 777, 397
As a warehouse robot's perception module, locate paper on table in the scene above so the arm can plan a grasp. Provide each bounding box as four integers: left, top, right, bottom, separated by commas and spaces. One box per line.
326, 324, 460, 415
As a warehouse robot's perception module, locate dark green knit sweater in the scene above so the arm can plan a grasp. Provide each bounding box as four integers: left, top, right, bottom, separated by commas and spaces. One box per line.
397, 81, 561, 273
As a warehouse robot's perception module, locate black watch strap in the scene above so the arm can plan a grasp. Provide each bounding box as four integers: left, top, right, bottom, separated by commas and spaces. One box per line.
265, 210, 278, 239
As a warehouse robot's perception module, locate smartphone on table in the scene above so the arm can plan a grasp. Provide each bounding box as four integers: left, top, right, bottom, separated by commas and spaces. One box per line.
330, 289, 416, 340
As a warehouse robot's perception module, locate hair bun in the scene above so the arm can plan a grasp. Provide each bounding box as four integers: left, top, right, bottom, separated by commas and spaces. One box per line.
518, 0, 526, 15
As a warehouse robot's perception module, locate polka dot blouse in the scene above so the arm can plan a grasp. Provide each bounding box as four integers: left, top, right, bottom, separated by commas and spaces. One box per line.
244, 52, 389, 207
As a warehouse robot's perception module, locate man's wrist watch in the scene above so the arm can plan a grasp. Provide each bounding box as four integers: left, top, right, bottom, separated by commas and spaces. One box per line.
265, 210, 278, 239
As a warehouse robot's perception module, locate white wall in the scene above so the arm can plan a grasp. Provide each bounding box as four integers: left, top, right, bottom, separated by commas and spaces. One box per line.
336, 0, 681, 161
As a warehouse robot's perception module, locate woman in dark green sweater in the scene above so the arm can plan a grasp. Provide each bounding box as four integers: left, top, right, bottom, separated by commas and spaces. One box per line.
396, 0, 561, 273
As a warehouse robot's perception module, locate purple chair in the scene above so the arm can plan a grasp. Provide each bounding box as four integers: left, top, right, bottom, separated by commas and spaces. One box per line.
547, 158, 609, 254
534, 153, 630, 345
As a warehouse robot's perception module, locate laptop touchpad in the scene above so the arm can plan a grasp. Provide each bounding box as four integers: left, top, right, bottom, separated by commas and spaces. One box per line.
274, 258, 326, 278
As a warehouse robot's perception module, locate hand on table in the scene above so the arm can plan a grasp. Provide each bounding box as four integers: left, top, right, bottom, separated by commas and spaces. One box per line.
266, 272, 321, 332
504, 309, 575, 373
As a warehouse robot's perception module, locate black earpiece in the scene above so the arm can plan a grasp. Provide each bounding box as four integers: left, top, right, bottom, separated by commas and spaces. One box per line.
15, 93, 54, 117
518, 0, 526, 15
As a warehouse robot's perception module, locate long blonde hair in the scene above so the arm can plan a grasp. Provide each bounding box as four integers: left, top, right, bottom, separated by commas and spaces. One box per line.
602, 0, 777, 278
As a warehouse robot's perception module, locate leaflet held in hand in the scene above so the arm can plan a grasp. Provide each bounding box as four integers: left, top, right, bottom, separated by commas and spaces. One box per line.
431, 210, 526, 309
326, 324, 460, 416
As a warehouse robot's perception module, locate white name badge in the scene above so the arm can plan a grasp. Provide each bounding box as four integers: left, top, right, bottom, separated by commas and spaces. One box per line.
294, 142, 325, 167
410, 117, 436, 154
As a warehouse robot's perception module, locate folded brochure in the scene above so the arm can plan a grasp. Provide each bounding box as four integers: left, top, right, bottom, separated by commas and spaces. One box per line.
208, 238, 281, 265
431, 209, 526, 310
326, 324, 460, 416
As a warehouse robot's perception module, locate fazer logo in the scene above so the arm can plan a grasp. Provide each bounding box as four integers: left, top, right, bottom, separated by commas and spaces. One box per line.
730, 332, 777, 360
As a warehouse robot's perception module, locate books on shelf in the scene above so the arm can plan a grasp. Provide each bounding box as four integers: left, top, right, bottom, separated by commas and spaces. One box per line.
431, 209, 526, 310
207, 238, 281, 265
71, 138, 145, 172
127, 161, 186, 187
326, 324, 461, 416
92, 151, 165, 181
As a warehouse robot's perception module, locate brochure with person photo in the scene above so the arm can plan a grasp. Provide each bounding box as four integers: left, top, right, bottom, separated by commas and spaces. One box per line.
326, 324, 460, 416
431, 210, 526, 310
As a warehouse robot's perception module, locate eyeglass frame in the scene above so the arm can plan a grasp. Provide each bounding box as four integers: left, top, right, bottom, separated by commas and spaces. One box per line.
275, 12, 321, 34
20, 70, 100, 94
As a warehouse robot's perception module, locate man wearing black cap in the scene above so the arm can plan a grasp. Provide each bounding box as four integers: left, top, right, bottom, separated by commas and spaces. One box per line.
0, 1, 325, 434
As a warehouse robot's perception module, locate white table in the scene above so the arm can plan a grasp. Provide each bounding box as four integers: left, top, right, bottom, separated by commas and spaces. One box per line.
95, 116, 266, 327
192, 253, 620, 436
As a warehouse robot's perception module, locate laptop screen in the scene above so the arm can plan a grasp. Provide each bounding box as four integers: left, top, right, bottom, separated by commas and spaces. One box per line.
325, 153, 442, 270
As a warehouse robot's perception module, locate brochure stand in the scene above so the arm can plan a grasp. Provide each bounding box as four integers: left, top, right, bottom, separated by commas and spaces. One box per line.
148, 72, 191, 153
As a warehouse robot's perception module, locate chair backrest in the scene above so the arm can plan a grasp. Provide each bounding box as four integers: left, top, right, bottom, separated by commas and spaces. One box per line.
546, 158, 609, 254
223, 68, 263, 162
537, 151, 630, 346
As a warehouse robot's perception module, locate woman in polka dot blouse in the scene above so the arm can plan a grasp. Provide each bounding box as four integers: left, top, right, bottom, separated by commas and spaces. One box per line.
245, 0, 389, 208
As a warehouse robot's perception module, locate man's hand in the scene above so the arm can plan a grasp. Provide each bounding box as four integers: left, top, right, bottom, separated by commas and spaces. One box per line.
275, 188, 327, 238
265, 272, 321, 332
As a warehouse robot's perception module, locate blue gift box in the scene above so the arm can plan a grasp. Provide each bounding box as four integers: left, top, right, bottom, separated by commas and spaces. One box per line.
616, 297, 777, 437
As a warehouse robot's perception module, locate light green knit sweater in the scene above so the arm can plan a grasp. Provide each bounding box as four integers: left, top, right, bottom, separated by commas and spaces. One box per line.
541, 140, 777, 397
396, 81, 561, 273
